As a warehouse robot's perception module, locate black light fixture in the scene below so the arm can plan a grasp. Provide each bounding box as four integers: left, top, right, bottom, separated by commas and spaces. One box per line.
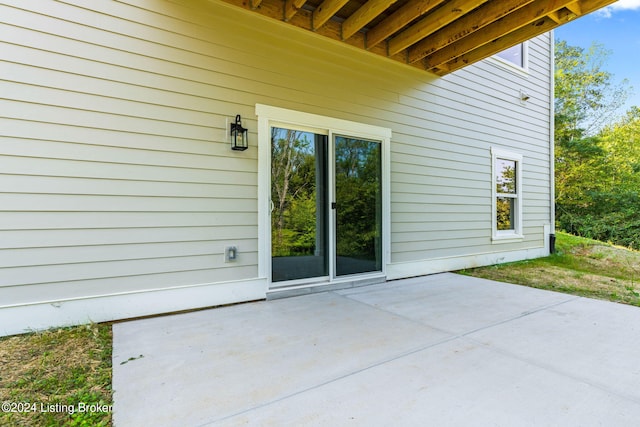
230, 114, 248, 151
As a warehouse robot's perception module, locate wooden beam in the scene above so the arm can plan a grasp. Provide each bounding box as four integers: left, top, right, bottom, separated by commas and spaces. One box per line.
407, 0, 534, 61
432, 0, 618, 74
419, 0, 577, 68
578, 0, 618, 15
342, 0, 398, 40
284, 0, 307, 20
548, 6, 581, 23
313, 0, 350, 29
388, 0, 488, 57
365, 0, 445, 49
565, 1, 582, 15
218, 0, 620, 75
439, 17, 557, 74
546, 9, 563, 23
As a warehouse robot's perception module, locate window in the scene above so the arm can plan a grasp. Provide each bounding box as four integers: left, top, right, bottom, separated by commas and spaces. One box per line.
492, 148, 523, 240
494, 42, 528, 69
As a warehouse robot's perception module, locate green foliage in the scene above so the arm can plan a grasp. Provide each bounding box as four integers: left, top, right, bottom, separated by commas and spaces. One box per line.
461, 232, 640, 307
271, 194, 318, 256
271, 130, 381, 263
271, 128, 320, 257
554, 39, 639, 249
554, 40, 630, 138
0, 323, 112, 427
335, 138, 381, 260
495, 161, 516, 230
559, 193, 640, 249
496, 198, 514, 230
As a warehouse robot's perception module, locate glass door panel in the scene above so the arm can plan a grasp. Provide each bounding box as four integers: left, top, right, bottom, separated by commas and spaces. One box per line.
334, 136, 382, 276
271, 127, 328, 282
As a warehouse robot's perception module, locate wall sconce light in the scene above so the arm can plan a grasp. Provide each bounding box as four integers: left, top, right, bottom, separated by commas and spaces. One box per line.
230, 114, 248, 151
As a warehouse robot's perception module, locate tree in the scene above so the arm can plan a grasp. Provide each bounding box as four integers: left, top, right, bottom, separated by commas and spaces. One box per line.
590, 107, 640, 248
555, 40, 630, 139
554, 39, 639, 247
600, 106, 640, 185
271, 128, 316, 256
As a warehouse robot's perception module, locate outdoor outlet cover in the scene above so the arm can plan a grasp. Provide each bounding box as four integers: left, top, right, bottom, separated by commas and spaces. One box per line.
225, 246, 238, 262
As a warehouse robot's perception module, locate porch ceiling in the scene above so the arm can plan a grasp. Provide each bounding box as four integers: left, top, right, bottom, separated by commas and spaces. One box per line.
219, 0, 616, 75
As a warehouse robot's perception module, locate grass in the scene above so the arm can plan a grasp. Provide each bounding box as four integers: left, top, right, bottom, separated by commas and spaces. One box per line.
0, 323, 112, 427
459, 232, 640, 307
1, 232, 639, 427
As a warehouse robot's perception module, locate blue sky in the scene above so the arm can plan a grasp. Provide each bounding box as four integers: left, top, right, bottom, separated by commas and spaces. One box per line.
554, 0, 640, 112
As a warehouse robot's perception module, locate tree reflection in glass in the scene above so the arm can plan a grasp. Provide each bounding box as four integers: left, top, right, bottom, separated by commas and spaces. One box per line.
496, 158, 517, 231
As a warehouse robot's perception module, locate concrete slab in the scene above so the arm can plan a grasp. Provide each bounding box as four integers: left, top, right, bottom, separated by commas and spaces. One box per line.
113, 273, 640, 426
468, 296, 640, 402
337, 274, 576, 335
113, 291, 450, 426
220, 340, 640, 427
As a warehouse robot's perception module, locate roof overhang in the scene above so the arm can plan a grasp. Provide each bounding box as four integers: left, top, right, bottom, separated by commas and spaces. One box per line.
218, 0, 617, 75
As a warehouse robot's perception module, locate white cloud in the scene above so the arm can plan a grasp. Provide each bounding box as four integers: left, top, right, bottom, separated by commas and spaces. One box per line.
598, 0, 640, 18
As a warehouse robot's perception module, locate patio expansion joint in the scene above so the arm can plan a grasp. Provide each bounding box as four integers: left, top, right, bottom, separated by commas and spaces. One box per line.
332, 287, 583, 341
202, 333, 463, 426
330, 290, 456, 330
456, 294, 582, 338
460, 296, 640, 408
204, 294, 591, 425
463, 333, 640, 408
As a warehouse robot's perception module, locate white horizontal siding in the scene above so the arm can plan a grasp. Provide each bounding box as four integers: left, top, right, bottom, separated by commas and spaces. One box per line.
1, 175, 256, 199
0, 154, 256, 185
0, 0, 552, 330
1, 0, 265, 309
0, 226, 257, 249
0, 194, 256, 212
1, 212, 257, 230
3, 267, 260, 307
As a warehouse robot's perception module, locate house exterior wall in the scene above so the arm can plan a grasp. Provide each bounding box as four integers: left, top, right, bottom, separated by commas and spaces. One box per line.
0, 0, 553, 336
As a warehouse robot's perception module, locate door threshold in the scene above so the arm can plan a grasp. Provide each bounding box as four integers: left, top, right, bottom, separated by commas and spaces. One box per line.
267, 275, 386, 300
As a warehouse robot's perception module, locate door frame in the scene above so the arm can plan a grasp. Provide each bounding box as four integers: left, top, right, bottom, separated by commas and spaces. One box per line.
256, 104, 391, 288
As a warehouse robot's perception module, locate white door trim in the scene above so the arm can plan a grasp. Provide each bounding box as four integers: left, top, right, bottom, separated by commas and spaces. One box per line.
256, 104, 391, 288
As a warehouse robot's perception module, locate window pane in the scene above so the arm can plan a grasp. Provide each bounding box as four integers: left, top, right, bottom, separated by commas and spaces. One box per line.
496, 196, 515, 231
334, 136, 382, 276
496, 44, 523, 67
496, 158, 517, 194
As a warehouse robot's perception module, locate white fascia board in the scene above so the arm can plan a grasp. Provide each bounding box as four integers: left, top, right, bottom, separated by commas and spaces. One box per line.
0, 278, 267, 337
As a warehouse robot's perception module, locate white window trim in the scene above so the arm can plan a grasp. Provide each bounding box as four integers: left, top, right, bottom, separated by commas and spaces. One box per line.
488, 41, 529, 75
491, 147, 523, 242
255, 104, 391, 283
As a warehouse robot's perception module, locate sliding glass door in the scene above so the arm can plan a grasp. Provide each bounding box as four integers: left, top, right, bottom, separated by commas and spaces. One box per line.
271, 128, 382, 285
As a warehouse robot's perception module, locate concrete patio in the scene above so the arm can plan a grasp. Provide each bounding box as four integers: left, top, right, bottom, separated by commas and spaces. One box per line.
112, 273, 640, 426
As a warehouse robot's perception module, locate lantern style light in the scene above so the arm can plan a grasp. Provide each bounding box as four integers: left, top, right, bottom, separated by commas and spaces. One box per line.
230, 114, 248, 151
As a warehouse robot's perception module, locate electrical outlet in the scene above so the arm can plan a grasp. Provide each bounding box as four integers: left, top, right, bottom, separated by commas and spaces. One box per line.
225, 246, 238, 262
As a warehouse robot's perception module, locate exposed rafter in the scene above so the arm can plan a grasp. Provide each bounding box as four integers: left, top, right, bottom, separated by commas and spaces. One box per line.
220, 0, 618, 76
342, 0, 398, 40
405, 0, 535, 62
313, 0, 351, 29
366, 0, 445, 49
417, 0, 581, 68
284, 0, 307, 20
388, 0, 487, 56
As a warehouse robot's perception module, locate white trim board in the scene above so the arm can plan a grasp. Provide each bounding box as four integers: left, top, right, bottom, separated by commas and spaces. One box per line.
0, 278, 267, 337
386, 245, 549, 280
